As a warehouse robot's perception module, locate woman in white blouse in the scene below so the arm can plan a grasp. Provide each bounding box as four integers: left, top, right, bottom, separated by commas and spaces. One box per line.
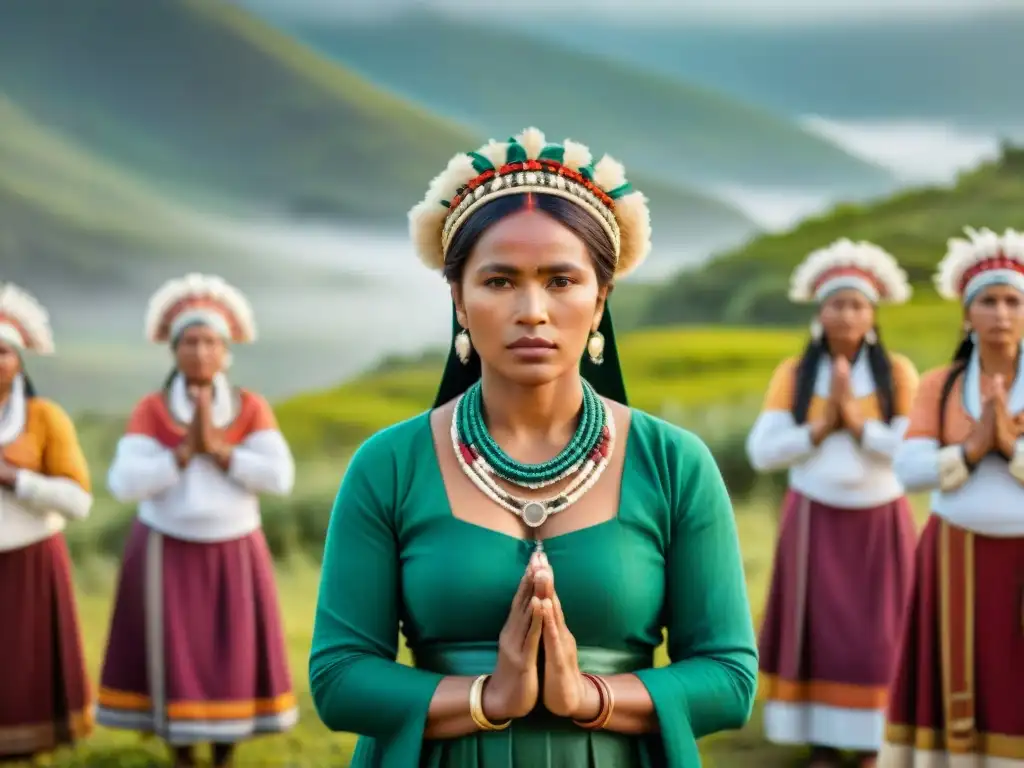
881, 227, 1024, 768
746, 240, 919, 768
95, 274, 298, 768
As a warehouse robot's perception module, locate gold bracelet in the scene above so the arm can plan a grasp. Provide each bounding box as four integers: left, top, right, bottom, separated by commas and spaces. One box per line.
469, 674, 512, 731
572, 673, 615, 730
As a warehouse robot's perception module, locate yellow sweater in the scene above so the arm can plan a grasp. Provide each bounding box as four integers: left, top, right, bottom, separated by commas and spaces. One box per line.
0, 398, 92, 551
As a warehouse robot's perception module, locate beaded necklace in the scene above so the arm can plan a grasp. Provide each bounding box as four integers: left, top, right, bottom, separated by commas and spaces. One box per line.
451, 380, 614, 530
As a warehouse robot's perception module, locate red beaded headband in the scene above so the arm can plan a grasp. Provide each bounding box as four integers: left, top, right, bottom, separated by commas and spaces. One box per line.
958, 254, 1024, 295
155, 297, 243, 342
812, 266, 887, 298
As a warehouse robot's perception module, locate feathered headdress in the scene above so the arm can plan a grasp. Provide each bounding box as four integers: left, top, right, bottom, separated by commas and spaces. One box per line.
789, 238, 912, 305
145, 273, 256, 344
0, 282, 55, 354
409, 127, 651, 278
935, 227, 1024, 305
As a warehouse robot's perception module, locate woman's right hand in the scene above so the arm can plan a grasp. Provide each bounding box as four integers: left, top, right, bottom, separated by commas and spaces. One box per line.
964, 384, 998, 465
481, 553, 545, 722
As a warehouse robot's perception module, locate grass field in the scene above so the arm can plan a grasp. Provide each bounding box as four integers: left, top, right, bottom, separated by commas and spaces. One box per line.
48, 494, 933, 768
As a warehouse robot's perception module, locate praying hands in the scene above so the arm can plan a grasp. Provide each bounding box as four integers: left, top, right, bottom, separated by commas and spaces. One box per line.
964, 374, 1024, 465
810, 356, 865, 444
174, 386, 232, 470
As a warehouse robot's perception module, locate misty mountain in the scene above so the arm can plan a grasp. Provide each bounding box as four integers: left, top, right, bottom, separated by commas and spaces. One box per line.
516, 12, 1024, 130
0, 0, 480, 226
257, 8, 895, 197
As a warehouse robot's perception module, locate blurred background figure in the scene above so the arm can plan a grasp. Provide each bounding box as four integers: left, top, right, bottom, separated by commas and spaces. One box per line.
1, 0, 1023, 764
0, 282, 93, 763
747, 242, 918, 767
882, 228, 1024, 768
95, 275, 296, 768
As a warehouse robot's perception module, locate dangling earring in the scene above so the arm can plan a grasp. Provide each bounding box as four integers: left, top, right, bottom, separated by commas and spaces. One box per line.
864, 328, 877, 345
454, 329, 472, 365
963, 320, 977, 345
587, 330, 605, 365
810, 319, 823, 341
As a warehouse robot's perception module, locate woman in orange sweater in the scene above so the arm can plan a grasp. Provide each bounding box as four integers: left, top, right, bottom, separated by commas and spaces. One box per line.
0, 282, 94, 761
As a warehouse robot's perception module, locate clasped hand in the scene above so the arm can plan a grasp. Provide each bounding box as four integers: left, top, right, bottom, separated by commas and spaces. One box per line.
175, 385, 229, 467
964, 374, 1024, 465
483, 551, 595, 723
811, 356, 865, 443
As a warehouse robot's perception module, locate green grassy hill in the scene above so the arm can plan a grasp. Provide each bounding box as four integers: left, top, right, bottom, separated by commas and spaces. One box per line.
0, 0, 750, 237
0, 96, 240, 285
273, 9, 894, 195
644, 144, 1024, 326
0, 0, 477, 225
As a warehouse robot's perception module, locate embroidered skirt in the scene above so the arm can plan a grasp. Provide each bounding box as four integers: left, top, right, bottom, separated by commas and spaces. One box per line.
0, 534, 92, 757
758, 490, 916, 751
96, 520, 298, 745
880, 515, 1024, 767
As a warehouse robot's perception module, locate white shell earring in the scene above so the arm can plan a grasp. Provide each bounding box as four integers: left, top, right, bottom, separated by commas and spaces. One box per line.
454, 329, 472, 365
587, 330, 605, 365
865, 328, 877, 345
810, 319, 823, 341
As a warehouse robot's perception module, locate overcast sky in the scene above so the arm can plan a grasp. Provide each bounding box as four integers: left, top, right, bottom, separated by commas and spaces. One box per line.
243, 0, 1021, 24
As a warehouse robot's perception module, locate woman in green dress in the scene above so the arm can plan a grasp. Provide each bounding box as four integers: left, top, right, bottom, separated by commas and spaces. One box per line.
309, 127, 758, 767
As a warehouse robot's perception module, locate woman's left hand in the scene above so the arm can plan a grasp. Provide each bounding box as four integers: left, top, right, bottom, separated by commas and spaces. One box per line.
535, 564, 599, 721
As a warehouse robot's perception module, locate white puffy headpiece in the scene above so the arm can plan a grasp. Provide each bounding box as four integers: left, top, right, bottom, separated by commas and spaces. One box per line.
409, 127, 652, 279
0, 282, 55, 355
145, 273, 256, 345
789, 238, 912, 305
935, 227, 1024, 306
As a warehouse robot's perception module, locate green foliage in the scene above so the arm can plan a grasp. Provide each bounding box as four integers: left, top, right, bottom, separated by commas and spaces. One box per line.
647, 147, 1024, 326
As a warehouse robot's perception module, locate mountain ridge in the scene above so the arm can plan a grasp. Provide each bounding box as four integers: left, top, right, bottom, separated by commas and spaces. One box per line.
265, 7, 895, 196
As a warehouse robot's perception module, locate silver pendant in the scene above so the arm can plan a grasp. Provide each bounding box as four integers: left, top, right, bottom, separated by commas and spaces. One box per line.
521, 501, 549, 528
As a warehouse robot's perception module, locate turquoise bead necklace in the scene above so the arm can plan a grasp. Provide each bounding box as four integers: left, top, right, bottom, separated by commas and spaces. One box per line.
456, 379, 605, 488
451, 379, 614, 530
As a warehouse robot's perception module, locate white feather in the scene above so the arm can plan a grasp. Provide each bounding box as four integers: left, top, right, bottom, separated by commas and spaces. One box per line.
0, 283, 54, 354
789, 239, 911, 305
593, 155, 627, 192
562, 139, 592, 171
516, 127, 547, 160
935, 227, 1024, 300
145, 273, 256, 344
474, 140, 504, 170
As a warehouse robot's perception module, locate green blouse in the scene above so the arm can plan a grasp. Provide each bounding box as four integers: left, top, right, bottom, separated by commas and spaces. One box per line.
309, 409, 757, 767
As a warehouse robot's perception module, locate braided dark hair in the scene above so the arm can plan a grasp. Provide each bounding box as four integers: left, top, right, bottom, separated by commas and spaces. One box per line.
937, 330, 973, 445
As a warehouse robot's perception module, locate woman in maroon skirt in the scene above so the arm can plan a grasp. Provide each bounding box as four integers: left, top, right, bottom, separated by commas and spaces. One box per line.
96, 274, 298, 768
747, 240, 920, 767
881, 227, 1024, 768
0, 282, 94, 761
